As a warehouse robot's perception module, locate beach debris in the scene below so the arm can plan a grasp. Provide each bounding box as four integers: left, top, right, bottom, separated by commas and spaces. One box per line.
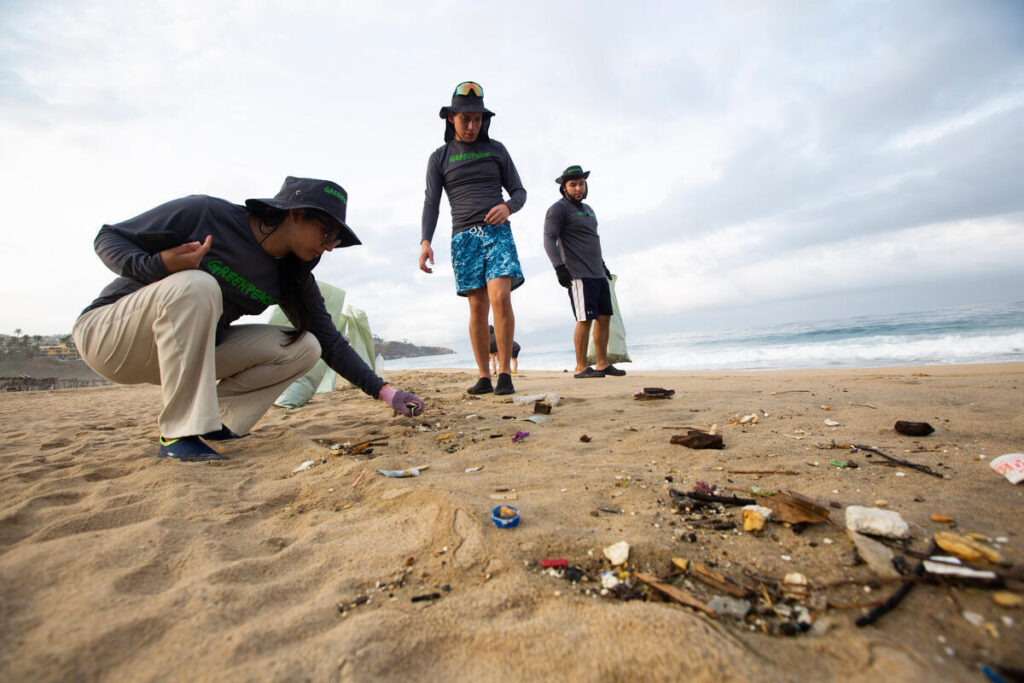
580, 434, 591, 443
512, 430, 530, 443
464, 466, 484, 473
377, 465, 429, 478
634, 572, 717, 617
923, 556, 998, 580
894, 420, 934, 436
742, 504, 773, 532
930, 513, 955, 523
848, 530, 900, 578
729, 414, 758, 425
851, 443, 945, 478
540, 558, 568, 569
521, 415, 550, 424
634, 387, 674, 400
411, 592, 442, 602
670, 431, 724, 449
351, 469, 366, 487
821, 405, 830, 411
756, 491, 835, 527
933, 531, 1004, 564
292, 460, 316, 473
824, 419, 841, 427
706, 596, 750, 619
829, 459, 858, 468
855, 540, 935, 627
783, 572, 810, 599
990, 453, 1024, 484
686, 560, 756, 598
513, 392, 561, 406
436, 432, 456, 441
603, 541, 630, 566
672, 558, 690, 572
489, 492, 518, 501
491, 505, 520, 528
845, 505, 910, 539
533, 401, 552, 415
993, 591, 1024, 608
330, 439, 388, 456
728, 469, 800, 475
671, 488, 755, 509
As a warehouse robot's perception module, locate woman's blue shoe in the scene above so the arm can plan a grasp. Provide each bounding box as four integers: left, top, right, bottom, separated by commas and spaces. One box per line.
158, 436, 224, 462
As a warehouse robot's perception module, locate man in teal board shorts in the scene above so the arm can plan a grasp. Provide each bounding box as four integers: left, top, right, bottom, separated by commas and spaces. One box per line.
419, 81, 527, 395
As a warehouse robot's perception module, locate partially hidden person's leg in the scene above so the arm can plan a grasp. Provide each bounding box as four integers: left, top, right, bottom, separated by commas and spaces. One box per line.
214, 324, 321, 435
574, 320, 594, 374
592, 315, 611, 371
488, 276, 514, 376
465, 288, 494, 393
568, 279, 603, 378
73, 271, 224, 439
482, 225, 522, 396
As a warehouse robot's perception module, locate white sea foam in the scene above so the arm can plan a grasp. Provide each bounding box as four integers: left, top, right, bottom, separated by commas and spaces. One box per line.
383, 302, 1024, 372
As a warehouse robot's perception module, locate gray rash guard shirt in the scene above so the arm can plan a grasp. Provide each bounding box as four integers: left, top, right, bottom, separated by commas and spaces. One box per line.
421, 139, 527, 243
543, 197, 605, 279
80, 195, 386, 398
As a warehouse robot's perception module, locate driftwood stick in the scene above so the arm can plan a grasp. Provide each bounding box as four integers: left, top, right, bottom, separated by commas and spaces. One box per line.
850, 444, 945, 479
855, 541, 935, 627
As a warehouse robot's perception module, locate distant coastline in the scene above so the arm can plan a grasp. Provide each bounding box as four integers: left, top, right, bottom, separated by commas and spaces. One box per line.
373, 340, 455, 360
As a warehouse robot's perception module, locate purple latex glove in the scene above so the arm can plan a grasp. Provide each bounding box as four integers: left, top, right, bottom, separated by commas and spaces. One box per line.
379, 385, 425, 417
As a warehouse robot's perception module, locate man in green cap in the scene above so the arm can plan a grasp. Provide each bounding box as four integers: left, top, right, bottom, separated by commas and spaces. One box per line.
543, 165, 626, 379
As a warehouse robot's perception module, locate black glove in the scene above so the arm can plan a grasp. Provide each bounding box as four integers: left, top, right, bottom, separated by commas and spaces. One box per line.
554, 263, 572, 288
602, 261, 612, 280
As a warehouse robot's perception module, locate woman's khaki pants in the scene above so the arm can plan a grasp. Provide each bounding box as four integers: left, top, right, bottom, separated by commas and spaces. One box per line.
73, 271, 320, 439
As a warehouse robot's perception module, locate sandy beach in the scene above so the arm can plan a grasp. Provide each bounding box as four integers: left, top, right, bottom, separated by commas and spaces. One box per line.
1, 363, 1021, 681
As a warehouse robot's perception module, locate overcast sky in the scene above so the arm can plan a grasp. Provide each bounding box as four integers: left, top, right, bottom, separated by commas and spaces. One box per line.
2, 0, 1022, 349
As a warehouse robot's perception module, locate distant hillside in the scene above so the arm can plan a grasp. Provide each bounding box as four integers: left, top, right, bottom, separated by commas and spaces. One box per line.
374, 340, 454, 360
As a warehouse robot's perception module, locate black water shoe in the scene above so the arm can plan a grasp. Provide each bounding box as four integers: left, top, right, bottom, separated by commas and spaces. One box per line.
494, 373, 515, 395
467, 377, 494, 395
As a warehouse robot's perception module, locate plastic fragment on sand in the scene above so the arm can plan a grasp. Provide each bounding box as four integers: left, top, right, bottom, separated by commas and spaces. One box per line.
465, 466, 484, 473
603, 541, 630, 566
376, 466, 428, 478
845, 505, 910, 539
922, 556, 997, 580
293, 460, 315, 473
931, 513, 955, 523
741, 505, 773, 532
521, 415, 550, 424
990, 453, 1024, 484
540, 558, 569, 569
436, 432, 456, 441
513, 392, 561, 406
993, 591, 1024, 607
707, 595, 751, 618
824, 419, 841, 427
512, 431, 530, 443
934, 531, 1004, 563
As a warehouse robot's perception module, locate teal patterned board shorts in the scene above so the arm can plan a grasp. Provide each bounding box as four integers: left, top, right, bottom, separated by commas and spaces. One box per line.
451, 224, 525, 296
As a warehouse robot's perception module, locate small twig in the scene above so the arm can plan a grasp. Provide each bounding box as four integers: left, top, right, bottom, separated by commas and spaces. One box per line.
727, 469, 800, 475
850, 444, 945, 479
662, 426, 708, 431
828, 599, 887, 610
769, 390, 811, 395
848, 403, 877, 409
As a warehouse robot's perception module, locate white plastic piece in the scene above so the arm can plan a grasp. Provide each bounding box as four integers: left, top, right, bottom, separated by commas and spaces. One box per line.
603, 540, 630, 566
990, 453, 1024, 484
292, 460, 315, 473
845, 505, 910, 539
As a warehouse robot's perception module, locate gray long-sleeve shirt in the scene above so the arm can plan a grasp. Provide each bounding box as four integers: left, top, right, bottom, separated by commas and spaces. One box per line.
81, 195, 386, 398
543, 197, 605, 279
421, 138, 527, 243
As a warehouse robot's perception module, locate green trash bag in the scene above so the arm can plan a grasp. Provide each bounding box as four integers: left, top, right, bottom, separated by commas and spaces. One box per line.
587, 274, 631, 365
271, 282, 357, 409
